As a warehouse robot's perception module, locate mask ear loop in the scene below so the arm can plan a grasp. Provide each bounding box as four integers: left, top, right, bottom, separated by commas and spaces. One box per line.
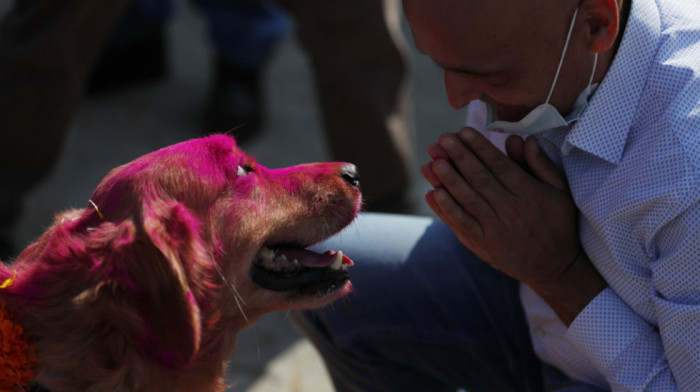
545, 7, 579, 104
587, 53, 598, 87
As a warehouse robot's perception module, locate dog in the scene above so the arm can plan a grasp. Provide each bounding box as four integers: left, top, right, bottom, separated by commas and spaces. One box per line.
0, 134, 362, 392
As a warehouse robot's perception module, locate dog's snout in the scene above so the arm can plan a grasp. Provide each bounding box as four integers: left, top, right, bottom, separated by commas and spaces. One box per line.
340, 164, 360, 188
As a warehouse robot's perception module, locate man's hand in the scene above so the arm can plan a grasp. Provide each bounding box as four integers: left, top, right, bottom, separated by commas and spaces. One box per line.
422, 127, 607, 325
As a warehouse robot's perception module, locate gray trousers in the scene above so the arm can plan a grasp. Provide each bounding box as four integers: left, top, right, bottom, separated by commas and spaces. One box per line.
294, 213, 610, 392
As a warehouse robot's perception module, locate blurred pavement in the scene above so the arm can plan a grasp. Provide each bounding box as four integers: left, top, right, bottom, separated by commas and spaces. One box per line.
7, 2, 465, 391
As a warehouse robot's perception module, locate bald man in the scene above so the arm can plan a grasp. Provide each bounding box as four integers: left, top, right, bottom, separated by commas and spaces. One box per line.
292, 0, 700, 390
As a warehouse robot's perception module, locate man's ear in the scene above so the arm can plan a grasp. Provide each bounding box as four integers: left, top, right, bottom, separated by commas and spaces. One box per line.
581, 0, 621, 53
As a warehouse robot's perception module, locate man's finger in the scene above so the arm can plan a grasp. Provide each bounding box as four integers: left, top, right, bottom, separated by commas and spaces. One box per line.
421, 161, 442, 187
505, 135, 526, 168
427, 140, 450, 160
523, 136, 569, 193
425, 187, 483, 240
431, 158, 494, 219
453, 127, 528, 195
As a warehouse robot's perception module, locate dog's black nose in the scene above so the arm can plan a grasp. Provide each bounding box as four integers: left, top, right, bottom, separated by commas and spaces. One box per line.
340, 164, 360, 188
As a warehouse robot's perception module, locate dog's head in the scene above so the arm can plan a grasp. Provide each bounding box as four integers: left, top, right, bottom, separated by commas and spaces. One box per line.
1, 135, 361, 387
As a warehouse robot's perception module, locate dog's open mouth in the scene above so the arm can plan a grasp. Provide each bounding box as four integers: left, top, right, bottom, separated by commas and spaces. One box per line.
251, 245, 354, 295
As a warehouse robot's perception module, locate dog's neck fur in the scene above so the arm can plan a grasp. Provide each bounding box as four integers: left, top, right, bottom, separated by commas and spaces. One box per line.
2, 210, 244, 392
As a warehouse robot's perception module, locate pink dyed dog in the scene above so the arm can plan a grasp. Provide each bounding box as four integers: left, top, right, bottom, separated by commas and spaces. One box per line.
0, 134, 361, 391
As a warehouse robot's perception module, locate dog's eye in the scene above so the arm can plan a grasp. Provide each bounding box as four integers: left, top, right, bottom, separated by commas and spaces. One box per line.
237, 164, 253, 177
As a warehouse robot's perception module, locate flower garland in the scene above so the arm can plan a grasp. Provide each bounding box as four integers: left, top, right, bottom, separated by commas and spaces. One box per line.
0, 273, 36, 390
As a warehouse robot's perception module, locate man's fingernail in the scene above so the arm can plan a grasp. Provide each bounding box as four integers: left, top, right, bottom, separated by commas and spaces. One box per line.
460, 127, 476, 141
433, 160, 450, 176
439, 135, 457, 151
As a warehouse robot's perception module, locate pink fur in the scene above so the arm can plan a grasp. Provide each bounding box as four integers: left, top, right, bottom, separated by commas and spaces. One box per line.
0, 134, 361, 391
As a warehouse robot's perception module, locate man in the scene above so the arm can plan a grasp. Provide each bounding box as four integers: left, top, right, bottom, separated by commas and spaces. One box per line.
293, 0, 700, 390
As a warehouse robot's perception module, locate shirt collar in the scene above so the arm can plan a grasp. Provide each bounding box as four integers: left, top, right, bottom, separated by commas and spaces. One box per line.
543, 0, 661, 164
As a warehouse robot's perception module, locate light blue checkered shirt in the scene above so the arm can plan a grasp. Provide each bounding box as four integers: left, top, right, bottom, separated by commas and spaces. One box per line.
469, 0, 700, 389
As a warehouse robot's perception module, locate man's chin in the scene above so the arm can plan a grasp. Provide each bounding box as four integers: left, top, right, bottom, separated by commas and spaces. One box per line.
482, 99, 531, 121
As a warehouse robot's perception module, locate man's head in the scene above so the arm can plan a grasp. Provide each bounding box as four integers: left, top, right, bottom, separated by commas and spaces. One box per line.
403, 0, 624, 121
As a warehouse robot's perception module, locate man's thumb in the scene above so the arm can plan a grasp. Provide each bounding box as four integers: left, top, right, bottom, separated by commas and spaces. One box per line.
524, 136, 569, 192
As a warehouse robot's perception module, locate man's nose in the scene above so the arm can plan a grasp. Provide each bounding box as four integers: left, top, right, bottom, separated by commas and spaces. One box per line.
444, 70, 483, 110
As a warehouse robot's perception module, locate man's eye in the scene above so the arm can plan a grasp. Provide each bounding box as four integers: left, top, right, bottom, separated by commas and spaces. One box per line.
237, 164, 253, 176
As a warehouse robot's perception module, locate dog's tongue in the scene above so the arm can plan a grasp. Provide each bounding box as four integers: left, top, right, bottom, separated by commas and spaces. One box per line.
279, 248, 354, 268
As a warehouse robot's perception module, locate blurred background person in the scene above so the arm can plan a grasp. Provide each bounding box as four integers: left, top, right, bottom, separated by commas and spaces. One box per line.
0, 0, 132, 259
87, 0, 290, 141
92, 0, 416, 210
277, 0, 415, 213
0, 0, 414, 260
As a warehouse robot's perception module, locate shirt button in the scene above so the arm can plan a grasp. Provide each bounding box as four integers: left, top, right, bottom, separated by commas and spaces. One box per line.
534, 328, 545, 337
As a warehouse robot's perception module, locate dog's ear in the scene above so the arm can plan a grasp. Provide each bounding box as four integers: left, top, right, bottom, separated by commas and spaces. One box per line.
137, 200, 205, 370
83, 201, 205, 371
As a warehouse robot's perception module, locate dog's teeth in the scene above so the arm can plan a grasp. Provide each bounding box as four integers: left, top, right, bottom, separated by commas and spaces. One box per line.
258, 247, 276, 262
329, 251, 343, 270
292, 259, 299, 265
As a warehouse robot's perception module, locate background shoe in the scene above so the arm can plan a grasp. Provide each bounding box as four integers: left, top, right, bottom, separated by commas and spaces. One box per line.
203, 58, 263, 143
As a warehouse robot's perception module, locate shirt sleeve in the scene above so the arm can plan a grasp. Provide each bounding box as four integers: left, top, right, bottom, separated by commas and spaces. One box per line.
566, 202, 700, 391
566, 289, 676, 390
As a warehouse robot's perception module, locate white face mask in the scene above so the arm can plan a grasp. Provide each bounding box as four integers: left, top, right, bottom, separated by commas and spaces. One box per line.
485, 7, 598, 135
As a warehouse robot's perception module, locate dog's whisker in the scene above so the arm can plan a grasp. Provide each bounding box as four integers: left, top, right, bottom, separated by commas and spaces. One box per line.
320, 215, 336, 239
229, 283, 250, 324
212, 257, 249, 323
228, 281, 247, 305
253, 327, 261, 360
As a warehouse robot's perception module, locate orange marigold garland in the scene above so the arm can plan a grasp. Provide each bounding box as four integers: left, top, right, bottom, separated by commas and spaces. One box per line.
0, 273, 36, 390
